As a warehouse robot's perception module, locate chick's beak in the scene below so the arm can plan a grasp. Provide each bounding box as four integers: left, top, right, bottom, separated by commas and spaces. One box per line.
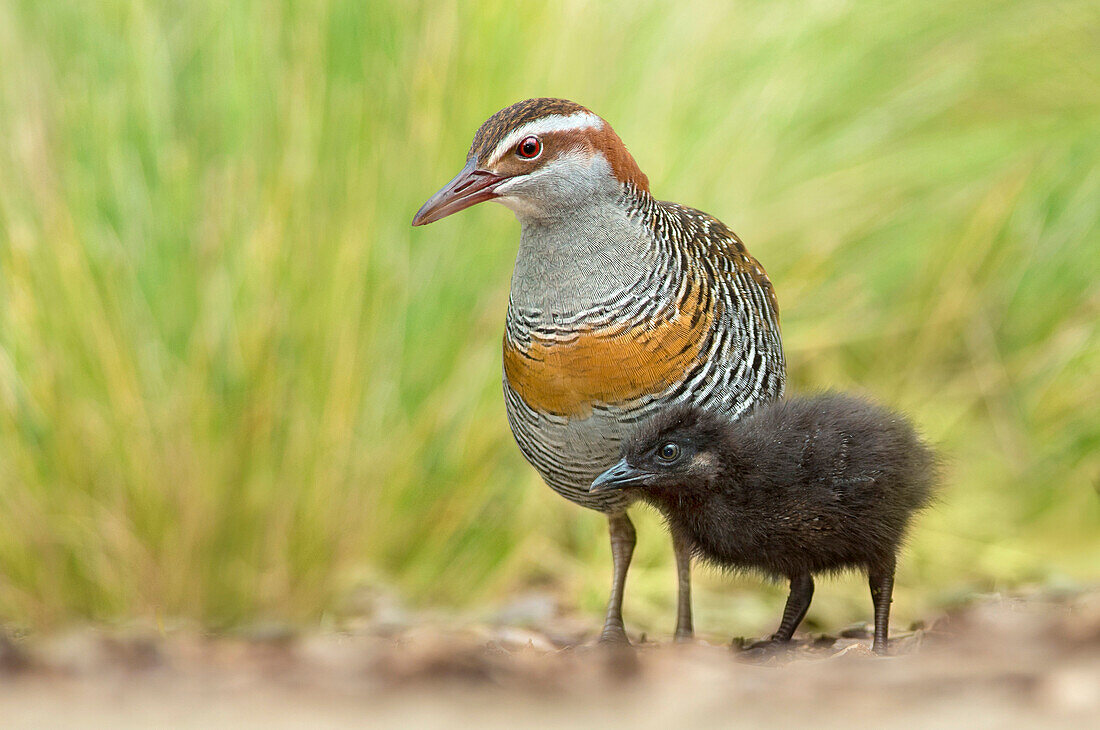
411, 161, 506, 226
590, 459, 651, 494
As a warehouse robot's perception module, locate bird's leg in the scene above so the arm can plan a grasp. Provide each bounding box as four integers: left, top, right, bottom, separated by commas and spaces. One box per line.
868, 556, 896, 655
600, 512, 636, 644
771, 572, 814, 643
671, 530, 694, 641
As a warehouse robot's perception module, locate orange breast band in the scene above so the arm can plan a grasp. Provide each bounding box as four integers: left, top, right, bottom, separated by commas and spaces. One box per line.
503, 276, 714, 418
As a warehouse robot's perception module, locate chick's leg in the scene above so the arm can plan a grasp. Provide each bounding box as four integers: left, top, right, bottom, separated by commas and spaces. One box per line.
772, 572, 814, 643
868, 556, 896, 655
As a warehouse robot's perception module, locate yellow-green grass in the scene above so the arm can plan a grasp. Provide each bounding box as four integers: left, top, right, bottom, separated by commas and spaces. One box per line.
0, 0, 1097, 635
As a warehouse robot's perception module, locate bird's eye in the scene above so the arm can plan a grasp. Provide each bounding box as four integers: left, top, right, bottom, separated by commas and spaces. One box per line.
658, 443, 681, 462
516, 136, 542, 159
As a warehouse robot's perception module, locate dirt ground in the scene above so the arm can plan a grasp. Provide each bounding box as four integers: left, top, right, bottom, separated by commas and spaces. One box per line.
1, 589, 1098, 729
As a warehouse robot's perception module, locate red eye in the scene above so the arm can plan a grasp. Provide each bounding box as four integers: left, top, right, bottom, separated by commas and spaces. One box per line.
516, 136, 542, 159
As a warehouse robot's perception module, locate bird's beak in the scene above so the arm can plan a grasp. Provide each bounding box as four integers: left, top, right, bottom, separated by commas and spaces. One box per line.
411, 161, 506, 226
590, 459, 651, 494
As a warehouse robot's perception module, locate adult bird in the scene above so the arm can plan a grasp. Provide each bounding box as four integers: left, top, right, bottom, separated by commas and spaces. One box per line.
412, 98, 785, 643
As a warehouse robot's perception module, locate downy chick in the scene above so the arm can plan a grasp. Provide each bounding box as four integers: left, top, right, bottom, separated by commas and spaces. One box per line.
591, 394, 936, 654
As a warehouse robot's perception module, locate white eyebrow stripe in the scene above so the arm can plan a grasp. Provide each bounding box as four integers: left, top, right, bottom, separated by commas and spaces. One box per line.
487, 111, 604, 165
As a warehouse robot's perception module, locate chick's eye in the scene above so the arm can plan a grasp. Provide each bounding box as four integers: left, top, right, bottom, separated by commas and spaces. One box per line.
516, 136, 541, 159
658, 443, 681, 462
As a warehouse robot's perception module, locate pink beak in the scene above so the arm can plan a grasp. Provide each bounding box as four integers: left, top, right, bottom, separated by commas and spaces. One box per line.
411, 161, 506, 226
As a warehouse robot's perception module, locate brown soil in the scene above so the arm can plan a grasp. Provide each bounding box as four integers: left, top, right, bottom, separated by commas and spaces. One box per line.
1, 590, 1097, 729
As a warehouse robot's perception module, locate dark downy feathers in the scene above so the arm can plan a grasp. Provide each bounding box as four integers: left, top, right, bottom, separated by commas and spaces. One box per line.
614, 393, 937, 579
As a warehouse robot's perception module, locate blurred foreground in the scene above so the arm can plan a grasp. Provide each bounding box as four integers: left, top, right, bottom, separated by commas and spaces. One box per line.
1, 589, 1098, 729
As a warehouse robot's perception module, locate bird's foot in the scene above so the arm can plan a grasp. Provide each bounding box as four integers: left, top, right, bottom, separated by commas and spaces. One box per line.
673, 628, 695, 644
598, 624, 631, 646
734, 636, 794, 659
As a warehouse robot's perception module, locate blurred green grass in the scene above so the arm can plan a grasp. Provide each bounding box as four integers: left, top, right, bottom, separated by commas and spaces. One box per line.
0, 0, 1097, 635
